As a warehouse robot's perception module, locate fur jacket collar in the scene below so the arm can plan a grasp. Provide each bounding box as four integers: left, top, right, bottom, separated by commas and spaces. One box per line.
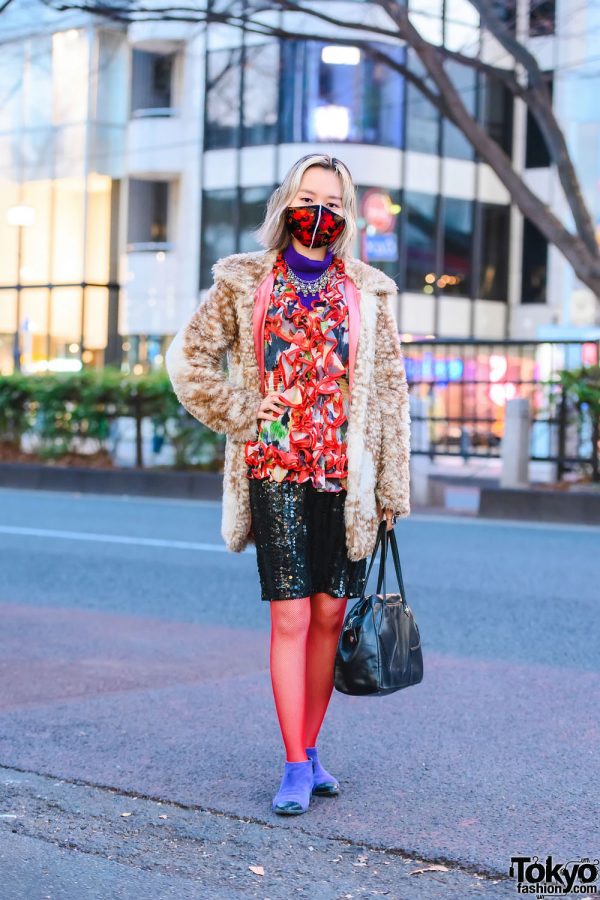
166, 249, 411, 563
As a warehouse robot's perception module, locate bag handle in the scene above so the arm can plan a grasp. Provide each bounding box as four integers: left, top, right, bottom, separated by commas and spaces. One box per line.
360, 521, 408, 605
377, 520, 388, 595
359, 520, 387, 599
387, 527, 407, 604
374, 522, 408, 605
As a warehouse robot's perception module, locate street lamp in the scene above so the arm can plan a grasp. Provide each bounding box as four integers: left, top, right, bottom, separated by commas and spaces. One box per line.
6, 204, 36, 372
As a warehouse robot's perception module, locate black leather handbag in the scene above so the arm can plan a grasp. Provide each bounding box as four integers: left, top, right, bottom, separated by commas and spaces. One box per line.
334, 521, 424, 696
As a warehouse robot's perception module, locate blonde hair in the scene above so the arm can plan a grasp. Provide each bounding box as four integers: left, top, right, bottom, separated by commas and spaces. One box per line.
256, 154, 358, 258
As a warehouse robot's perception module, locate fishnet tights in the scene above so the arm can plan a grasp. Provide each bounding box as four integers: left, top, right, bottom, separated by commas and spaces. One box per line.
269, 592, 347, 763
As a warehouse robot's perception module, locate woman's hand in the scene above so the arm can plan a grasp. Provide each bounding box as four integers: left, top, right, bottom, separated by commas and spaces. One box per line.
256, 392, 286, 427
376, 498, 395, 531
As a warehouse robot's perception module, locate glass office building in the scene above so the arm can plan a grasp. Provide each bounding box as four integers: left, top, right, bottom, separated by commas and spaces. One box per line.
0, 25, 127, 373
0, 0, 597, 373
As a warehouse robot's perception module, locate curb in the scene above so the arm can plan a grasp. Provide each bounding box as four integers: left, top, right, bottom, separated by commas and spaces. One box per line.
1, 463, 598, 525
479, 485, 600, 525
0, 462, 223, 501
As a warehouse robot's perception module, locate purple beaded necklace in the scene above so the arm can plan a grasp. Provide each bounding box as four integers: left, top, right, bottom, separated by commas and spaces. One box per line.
283, 242, 334, 310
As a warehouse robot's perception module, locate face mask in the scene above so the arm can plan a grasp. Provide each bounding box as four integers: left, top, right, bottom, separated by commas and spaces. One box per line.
285, 204, 346, 249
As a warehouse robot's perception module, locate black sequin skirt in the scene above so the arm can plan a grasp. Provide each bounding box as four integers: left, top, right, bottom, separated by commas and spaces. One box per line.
248, 477, 368, 602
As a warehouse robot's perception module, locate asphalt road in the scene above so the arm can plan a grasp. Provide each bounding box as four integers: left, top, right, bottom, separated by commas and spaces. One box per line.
0, 487, 597, 900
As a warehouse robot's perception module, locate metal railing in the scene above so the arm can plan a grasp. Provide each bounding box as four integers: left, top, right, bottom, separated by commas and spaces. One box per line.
403, 339, 600, 481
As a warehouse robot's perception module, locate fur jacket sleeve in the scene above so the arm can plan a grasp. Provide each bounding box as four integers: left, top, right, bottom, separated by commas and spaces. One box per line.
165, 277, 264, 442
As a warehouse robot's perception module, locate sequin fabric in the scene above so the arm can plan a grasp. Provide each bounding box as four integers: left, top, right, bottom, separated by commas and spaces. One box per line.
249, 478, 368, 602
244, 252, 350, 492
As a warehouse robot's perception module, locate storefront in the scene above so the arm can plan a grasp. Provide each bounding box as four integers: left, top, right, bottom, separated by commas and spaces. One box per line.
403, 339, 600, 456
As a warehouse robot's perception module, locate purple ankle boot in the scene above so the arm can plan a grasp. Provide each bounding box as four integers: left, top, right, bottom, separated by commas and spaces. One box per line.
272, 760, 313, 815
305, 746, 340, 796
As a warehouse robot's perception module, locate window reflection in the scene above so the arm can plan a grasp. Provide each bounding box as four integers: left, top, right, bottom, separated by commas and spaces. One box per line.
84, 286, 109, 353
480, 203, 510, 301
85, 174, 112, 283
131, 50, 175, 116
442, 197, 473, 296
406, 50, 440, 155
405, 191, 438, 293
21, 180, 51, 284
521, 218, 547, 304
530, 1, 555, 36
281, 40, 404, 147
0, 27, 116, 371
442, 59, 476, 160
0, 291, 17, 335
357, 187, 401, 284
200, 189, 236, 288
19, 288, 50, 369
52, 177, 85, 282
96, 31, 129, 124
243, 44, 278, 146
480, 73, 513, 156
205, 47, 242, 150
127, 179, 170, 246
525, 74, 552, 168
239, 186, 272, 253
50, 287, 82, 351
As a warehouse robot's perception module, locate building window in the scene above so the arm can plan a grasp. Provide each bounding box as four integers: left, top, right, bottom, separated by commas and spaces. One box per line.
525, 74, 553, 168
280, 40, 405, 147
479, 203, 510, 301
442, 59, 476, 160
480, 72, 513, 156
239, 186, 272, 253
131, 50, 175, 116
357, 186, 402, 284
441, 197, 473, 296
243, 43, 279, 146
404, 191, 438, 293
406, 49, 440, 155
490, 0, 516, 33
530, 1, 555, 36
96, 31, 128, 125
205, 47, 242, 150
127, 179, 170, 246
494, 2, 554, 39
521, 217, 547, 303
200, 189, 237, 289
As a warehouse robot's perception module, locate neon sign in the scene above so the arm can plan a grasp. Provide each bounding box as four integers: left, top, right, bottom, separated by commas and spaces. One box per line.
488, 354, 516, 406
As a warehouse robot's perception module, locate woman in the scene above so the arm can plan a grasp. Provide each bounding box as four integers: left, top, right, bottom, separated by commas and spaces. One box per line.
166, 153, 411, 816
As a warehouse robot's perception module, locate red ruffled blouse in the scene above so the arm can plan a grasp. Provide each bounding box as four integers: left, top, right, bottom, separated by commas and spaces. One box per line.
244, 252, 350, 492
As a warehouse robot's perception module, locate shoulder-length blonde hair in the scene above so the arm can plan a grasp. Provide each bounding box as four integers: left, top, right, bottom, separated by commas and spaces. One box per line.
256, 154, 358, 258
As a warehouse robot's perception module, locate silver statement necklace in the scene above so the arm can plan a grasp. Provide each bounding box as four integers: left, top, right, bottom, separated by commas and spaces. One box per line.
284, 260, 334, 295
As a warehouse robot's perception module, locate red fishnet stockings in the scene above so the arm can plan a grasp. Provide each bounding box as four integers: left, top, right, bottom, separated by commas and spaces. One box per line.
269, 592, 347, 763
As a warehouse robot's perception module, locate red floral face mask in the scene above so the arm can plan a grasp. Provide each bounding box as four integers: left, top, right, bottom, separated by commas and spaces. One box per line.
285, 204, 346, 249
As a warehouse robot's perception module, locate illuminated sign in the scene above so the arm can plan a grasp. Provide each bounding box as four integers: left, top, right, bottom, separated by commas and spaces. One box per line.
365, 233, 398, 262
405, 355, 464, 383
488, 354, 516, 406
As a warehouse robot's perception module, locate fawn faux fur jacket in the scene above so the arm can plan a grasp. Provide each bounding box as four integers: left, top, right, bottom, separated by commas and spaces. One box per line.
166, 248, 411, 561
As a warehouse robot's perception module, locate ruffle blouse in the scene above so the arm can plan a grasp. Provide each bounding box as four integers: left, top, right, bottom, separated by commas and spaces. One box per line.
244, 250, 350, 492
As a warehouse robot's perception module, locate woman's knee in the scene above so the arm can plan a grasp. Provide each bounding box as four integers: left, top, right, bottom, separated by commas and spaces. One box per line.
270, 596, 312, 638
310, 592, 347, 632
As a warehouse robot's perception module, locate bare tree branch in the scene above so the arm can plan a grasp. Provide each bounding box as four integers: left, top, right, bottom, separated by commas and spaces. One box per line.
376, 0, 600, 294
472, 0, 598, 260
